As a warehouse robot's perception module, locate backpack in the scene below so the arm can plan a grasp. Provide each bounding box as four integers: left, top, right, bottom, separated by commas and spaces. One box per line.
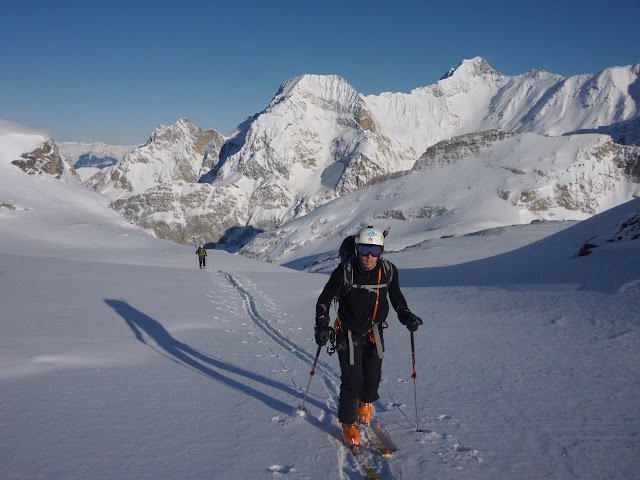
338, 234, 357, 264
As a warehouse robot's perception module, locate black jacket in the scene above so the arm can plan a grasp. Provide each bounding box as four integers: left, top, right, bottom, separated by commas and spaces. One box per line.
316, 258, 409, 336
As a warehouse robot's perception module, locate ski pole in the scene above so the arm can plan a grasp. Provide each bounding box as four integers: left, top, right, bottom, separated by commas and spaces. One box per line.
410, 331, 422, 432
297, 345, 322, 414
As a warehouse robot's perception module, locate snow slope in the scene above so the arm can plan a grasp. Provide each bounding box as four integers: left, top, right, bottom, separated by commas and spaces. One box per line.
2, 120, 639, 479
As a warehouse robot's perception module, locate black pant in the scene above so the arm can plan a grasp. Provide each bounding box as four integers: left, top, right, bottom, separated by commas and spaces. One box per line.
199, 256, 206, 268
337, 334, 382, 424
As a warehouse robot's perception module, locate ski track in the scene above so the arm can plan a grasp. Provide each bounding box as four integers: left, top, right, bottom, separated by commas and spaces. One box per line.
207, 269, 340, 410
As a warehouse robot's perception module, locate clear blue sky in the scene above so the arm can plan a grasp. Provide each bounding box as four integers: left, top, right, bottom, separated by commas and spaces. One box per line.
2, 0, 639, 145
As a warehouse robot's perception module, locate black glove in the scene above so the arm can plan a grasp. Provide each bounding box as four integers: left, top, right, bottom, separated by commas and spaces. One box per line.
399, 310, 423, 332
315, 325, 331, 346
315, 314, 331, 346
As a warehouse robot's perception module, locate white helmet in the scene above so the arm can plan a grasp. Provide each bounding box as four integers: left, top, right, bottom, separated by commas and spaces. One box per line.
356, 226, 384, 247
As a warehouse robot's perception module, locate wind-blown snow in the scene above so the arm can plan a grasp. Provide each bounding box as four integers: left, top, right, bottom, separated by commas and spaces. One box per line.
1, 121, 639, 479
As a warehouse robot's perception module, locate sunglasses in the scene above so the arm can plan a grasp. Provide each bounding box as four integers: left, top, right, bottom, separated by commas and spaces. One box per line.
357, 244, 383, 257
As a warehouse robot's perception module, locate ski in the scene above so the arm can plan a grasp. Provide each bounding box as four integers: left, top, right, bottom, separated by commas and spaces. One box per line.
347, 444, 381, 479
362, 423, 395, 458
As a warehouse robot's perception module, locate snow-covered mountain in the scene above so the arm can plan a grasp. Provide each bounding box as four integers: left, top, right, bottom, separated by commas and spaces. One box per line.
84, 118, 235, 246
366, 58, 640, 150
87, 118, 225, 197
80, 58, 640, 251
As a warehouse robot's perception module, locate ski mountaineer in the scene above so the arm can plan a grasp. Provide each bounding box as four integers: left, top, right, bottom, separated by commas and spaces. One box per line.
315, 226, 423, 446
195, 245, 207, 269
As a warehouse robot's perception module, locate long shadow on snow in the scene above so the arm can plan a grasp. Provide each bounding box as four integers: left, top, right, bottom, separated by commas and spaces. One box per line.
105, 299, 331, 419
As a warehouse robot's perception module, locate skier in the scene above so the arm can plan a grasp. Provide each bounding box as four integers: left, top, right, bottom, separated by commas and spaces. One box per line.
195, 245, 207, 269
315, 226, 422, 445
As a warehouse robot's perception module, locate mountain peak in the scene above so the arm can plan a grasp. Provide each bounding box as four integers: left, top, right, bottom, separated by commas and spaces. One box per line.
146, 118, 199, 145
270, 74, 358, 107
440, 57, 500, 80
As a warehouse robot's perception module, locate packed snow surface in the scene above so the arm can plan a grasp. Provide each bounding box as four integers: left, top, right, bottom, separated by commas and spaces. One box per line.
1, 120, 640, 479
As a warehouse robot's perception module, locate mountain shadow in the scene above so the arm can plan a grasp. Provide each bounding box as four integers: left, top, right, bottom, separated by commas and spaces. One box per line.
198, 114, 257, 183
204, 225, 264, 253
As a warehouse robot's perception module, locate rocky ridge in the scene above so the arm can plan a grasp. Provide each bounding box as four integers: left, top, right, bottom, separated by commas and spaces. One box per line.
11, 139, 77, 180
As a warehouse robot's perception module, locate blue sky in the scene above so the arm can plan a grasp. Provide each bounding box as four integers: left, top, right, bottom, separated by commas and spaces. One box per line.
2, 0, 639, 145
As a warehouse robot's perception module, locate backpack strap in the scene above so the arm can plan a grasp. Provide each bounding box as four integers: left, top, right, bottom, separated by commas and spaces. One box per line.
338, 260, 353, 299
349, 258, 392, 293
337, 258, 393, 300
381, 258, 393, 284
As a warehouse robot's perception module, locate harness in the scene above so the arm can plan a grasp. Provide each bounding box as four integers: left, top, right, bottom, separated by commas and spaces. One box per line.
330, 259, 392, 364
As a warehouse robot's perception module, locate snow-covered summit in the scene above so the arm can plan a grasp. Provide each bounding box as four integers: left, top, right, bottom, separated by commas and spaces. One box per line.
439, 56, 502, 81
87, 118, 225, 198
366, 58, 640, 154
270, 74, 360, 109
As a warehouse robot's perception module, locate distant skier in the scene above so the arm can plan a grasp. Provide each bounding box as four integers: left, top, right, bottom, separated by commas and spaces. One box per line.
196, 245, 207, 269
315, 226, 422, 446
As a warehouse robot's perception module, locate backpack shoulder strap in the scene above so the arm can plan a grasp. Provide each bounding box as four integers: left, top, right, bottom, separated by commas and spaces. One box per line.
381, 258, 393, 285
350, 259, 392, 293
337, 258, 393, 299
338, 260, 354, 299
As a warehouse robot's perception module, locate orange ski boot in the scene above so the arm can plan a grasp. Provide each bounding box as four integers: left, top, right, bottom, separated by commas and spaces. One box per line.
358, 402, 372, 425
342, 423, 360, 445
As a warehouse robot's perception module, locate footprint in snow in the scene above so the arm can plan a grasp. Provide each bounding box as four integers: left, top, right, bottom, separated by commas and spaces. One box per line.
268, 464, 294, 474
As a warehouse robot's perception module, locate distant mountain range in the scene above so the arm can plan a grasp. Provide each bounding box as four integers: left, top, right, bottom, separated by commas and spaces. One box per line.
58, 142, 139, 181
9, 58, 640, 259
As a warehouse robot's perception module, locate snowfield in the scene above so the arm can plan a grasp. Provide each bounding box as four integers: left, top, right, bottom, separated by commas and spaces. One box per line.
1, 121, 639, 479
